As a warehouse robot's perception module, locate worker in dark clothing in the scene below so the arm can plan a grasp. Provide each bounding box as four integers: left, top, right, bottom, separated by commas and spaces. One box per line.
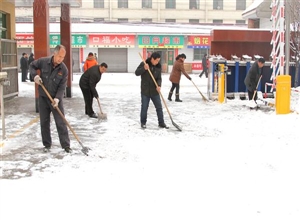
135, 52, 168, 129
199, 54, 208, 78
244, 57, 265, 104
79, 63, 108, 118
28, 53, 35, 82
20, 52, 29, 82
29, 45, 71, 153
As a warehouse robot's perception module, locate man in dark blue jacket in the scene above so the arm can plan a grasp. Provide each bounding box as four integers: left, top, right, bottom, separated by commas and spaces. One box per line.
244, 57, 265, 103
79, 63, 108, 118
135, 52, 168, 129
29, 45, 71, 153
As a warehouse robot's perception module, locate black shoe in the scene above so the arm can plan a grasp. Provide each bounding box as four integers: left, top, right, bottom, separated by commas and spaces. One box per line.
158, 123, 169, 129
168, 97, 172, 101
63, 146, 72, 153
141, 124, 146, 129
175, 99, 182, 102
43, 146, 51, 152
89, 113, 98, 118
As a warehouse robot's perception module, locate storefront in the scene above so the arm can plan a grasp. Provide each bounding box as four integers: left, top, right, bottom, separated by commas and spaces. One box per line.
187, 35, 211, 73
138, 35, 184, 73
16, 33, 87, 73
88, 34, 135, 72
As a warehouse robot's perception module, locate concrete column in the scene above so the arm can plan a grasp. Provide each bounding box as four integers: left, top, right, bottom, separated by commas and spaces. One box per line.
60, 3, 72, 98
33, 0, 50, 112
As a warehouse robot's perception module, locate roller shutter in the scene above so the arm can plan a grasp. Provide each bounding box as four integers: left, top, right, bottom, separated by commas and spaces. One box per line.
98, 48, 127, 72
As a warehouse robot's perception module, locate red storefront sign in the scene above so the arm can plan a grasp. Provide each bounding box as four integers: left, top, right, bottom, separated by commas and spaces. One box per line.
187, 36, 211, 48
88, 34, 135, 48
16, 34, 34, 48
192, 63, 203, 70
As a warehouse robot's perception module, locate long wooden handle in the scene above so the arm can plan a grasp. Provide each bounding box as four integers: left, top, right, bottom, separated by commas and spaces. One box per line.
97, 97, 103, 114
39, 83, 81, 142
191, 80, 209, 101
252, 75, 262, 101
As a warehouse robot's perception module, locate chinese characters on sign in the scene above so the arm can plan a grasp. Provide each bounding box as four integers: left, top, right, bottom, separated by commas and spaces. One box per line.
192, 63, 203, 70
16, 34, 87, 48
50, 34, 60, 47
88, 35, 135, 48
138, 35, 184, 48
72, 35, 87, 48
15, 34, 34, 48
187, 36, 211, 48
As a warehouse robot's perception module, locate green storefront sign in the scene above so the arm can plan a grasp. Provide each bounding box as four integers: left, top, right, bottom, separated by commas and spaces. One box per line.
49, 34, 87, 48
138, 35, 184, 48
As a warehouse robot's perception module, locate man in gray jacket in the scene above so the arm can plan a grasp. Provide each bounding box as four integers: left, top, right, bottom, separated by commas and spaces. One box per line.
29, 45, 71, 153
244, 57, 265, 103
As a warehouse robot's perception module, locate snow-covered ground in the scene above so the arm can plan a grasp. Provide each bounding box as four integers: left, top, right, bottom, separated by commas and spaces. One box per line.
1, 72, 300, 220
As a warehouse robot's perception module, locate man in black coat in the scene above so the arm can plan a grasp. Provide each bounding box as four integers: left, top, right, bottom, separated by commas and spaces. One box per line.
28, 53, 35, 82
244, 57, 265, 102
20, 53, 29, 82
135, 52, 168, 129
79, 63, 108, 118
199, 54, 208, 78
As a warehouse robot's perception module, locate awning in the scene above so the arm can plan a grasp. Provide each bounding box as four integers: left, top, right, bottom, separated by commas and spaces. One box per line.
242, 0, 272, 19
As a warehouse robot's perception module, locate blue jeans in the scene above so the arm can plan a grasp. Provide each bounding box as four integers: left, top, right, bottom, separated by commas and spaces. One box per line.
140, 94, 164, 125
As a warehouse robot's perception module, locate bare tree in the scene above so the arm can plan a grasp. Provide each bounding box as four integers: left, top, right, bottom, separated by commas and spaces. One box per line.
287, 0, 300, 87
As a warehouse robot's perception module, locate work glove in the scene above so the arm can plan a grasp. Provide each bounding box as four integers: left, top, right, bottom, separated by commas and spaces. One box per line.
52, 98, 59, 108
34, 75, 42, 85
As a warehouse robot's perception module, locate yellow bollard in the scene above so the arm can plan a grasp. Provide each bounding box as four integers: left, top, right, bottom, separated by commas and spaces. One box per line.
218, 72, 225, 103
276, 75, 291, 114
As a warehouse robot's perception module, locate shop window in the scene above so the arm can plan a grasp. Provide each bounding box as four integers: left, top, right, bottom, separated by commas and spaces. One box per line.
142, 0, 152, 8
194, 48, 209, 61
213, 0, 223, 10
189, 0, 199, 9
166, 0, 176, 9
0, 13, 7, 39
118, 0, 128, 8
94, 0, 104, 8
236, 0, 246, 10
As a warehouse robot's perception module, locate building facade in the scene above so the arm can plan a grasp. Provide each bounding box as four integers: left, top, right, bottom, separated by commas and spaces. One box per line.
1, 1, 18, 98
16, 23, 218, 73
15, 0, 253, 25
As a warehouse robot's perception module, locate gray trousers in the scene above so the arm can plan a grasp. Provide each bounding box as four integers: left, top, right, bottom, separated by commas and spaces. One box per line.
39, 96, 70, 148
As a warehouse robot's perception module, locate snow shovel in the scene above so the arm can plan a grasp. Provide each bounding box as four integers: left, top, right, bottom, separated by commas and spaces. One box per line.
39, 81, 89, 156
191, 80, 209, 102
96, 97, 107, 120
248, 75, 262, 108
139, 52, 182, 131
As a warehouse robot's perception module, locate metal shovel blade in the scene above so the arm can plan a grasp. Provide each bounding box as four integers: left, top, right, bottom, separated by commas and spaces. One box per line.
79, 141, 89, 156
98, 112, 107, 121
172, 120, 182, 131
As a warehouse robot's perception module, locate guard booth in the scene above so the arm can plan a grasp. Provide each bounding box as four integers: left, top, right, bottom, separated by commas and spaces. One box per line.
0, 39, 18, 99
